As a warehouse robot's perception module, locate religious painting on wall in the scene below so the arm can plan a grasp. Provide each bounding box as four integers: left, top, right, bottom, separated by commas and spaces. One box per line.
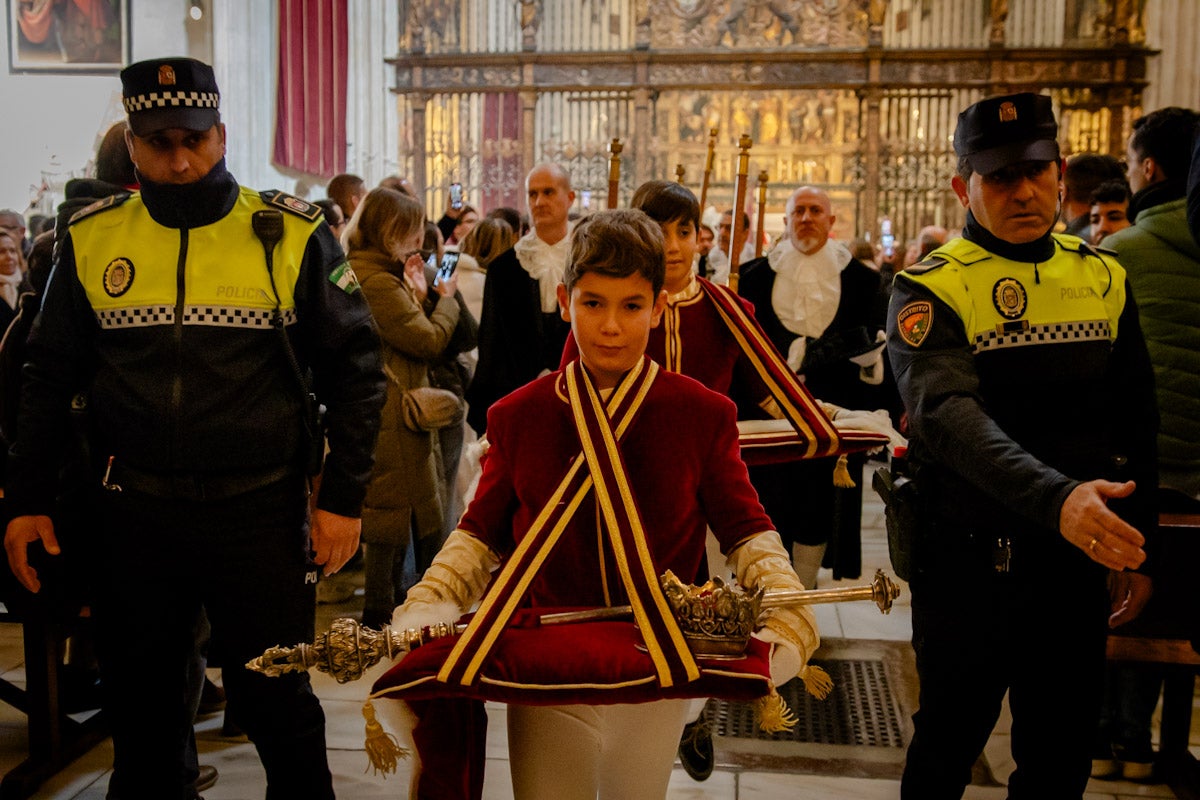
8, 0, 128, 74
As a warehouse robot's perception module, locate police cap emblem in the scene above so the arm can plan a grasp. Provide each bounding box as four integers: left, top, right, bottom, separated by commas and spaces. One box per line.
103, 258, 135, 297
992, 277, 1027, 320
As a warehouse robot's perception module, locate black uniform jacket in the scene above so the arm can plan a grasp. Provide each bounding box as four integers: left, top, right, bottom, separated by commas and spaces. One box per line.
7, 162, 385, 519
886, 227, 1158, 569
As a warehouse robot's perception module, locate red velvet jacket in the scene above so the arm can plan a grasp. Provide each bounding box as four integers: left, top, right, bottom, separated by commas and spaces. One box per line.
459, 360, 774, 607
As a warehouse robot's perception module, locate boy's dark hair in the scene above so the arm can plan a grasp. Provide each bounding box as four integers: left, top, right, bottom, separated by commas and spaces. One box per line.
1130, 107, 1200, 182
1090, 179, 1131, 206
1063, 153, 1124, 203
631, 180, 700, 228
563, 209, 665, 295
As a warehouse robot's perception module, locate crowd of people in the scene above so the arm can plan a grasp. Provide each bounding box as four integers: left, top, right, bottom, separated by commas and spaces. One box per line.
1, 53, 1198, 800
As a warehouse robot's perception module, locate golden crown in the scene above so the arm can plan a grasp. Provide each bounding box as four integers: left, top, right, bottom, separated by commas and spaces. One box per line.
659, 570, 764, 658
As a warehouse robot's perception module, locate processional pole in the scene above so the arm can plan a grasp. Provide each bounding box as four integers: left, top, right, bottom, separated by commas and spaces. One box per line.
698, 127, 718, 213
754, 169, 769, 259
728, 134, 753, 292
607, 138, 623, 209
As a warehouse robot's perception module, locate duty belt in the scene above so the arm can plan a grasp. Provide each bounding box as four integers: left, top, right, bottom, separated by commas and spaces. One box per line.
101, 457, 296, 501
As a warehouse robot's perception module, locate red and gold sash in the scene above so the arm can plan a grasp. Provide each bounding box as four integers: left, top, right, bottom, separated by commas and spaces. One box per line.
437, 357, 700, 689
699, 278, 842, 459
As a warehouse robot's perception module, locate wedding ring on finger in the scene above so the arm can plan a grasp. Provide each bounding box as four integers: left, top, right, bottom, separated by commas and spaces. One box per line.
1088, 537, 1099, 554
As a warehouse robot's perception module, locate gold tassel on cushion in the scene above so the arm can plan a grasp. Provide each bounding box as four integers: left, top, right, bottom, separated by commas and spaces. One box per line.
753, 684, 799, 733
832, 453, 855, 488
362, 699, 408, 776
798, 664, 833, 699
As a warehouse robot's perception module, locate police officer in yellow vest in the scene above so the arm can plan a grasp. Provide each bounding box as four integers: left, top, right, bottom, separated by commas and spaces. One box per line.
887, 93, 1158, 799
4, 58, 385, 799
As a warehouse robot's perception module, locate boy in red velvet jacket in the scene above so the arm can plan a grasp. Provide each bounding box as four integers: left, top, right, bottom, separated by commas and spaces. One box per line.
388, 209, 818, 799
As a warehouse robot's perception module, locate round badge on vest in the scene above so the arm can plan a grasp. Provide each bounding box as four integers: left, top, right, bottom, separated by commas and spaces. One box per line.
992, 277, 1027, 320
103, 257, 136, 297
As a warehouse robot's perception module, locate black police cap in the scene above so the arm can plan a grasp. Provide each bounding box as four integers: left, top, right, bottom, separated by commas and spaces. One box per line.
121, 58, 220, 137
954, 93, 1060, 176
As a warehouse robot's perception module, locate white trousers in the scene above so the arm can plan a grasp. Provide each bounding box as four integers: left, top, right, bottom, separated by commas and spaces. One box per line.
507, 699, 693, 800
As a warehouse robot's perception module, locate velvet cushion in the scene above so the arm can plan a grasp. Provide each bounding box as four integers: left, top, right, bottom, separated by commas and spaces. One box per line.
371, 614, 773, 706
738, 419, 889, 466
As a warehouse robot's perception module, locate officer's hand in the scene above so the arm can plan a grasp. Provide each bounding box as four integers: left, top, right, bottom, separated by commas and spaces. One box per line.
1108, 570, 1153, 628
1059, 480, 1145, 571
310, 508, 361, 576
4, 515, 59, 594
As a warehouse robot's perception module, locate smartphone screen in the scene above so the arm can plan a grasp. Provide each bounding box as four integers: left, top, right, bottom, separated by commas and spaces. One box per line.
425, 252, 437, 269
449, 183, 463, 209
437, 252, 460, 283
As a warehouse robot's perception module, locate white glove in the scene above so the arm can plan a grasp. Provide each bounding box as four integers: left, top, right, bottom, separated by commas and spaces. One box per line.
725, 531, 820, 685
831, 407, 906, 450
390, 529, 501, 635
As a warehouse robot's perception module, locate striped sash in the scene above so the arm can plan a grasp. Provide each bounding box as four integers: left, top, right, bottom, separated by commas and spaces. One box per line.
699, 279, 841, 459
438, 357, 700, 689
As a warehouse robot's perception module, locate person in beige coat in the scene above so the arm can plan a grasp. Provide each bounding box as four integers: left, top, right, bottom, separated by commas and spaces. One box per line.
344, 187, 461, 629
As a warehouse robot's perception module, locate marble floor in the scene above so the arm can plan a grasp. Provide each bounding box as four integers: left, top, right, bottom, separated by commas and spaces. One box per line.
1, 463, 1196, 798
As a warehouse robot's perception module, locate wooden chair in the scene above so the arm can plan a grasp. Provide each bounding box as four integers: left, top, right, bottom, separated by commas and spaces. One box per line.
1106, 501, 1200, 799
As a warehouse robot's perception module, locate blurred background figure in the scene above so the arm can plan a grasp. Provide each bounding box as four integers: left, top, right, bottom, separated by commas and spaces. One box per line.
0, 210, 29, 260
326, 173, 366, 220
1062, 153, 1125, 239
343, 187, 462, 630
1088, 179, 1133, 245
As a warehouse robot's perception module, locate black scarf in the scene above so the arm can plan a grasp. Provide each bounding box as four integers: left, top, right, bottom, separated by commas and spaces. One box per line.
137, 158, 239, 228
1128, 179, 1187, 221
962, 210, 1056, 264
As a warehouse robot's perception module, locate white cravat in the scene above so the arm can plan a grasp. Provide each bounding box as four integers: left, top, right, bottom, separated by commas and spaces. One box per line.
515, 226, 573, 313
0, 270, 22, 310
767, 238, 849, 371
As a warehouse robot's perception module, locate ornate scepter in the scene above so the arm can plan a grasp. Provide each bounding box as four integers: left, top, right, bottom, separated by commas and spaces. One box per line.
248, 570, 900, 682
606, 138, 623, 209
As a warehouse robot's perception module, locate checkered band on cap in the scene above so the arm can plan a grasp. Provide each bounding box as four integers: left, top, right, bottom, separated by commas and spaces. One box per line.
123, 91, 220, 114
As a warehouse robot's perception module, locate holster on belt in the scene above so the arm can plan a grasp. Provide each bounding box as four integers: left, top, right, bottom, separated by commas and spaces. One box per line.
871, 466, 919, 582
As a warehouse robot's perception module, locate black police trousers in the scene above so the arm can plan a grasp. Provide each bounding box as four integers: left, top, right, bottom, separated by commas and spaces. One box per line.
91, 474, 333, 800
900, 540, 1109, 800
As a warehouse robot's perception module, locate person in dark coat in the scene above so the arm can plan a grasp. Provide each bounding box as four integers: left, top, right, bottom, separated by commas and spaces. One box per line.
738, 185, 884, 585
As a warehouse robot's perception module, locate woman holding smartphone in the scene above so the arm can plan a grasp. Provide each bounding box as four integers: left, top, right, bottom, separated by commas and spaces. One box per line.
343, 188, 461, 629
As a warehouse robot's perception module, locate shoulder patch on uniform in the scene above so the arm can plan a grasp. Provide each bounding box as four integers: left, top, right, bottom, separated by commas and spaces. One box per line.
260, 189, 323, 222
329, 261, 361, 294
896, 300, 934, 347
903, 255, 948, 275
68, 193, 131, 225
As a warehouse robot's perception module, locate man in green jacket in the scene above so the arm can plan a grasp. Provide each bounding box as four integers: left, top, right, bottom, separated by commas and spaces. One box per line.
1103, 106, 1200, 497
1093, 104, 1200, 782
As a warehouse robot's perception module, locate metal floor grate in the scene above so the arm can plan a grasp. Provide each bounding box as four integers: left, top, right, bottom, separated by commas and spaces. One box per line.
712, 658, 905, 747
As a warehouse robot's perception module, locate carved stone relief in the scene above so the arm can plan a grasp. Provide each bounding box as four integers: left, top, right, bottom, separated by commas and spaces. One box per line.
647, 0, 870, 49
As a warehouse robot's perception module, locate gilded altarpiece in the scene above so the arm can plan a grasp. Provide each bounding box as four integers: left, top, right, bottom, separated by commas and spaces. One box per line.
391, 0, 1150, 245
